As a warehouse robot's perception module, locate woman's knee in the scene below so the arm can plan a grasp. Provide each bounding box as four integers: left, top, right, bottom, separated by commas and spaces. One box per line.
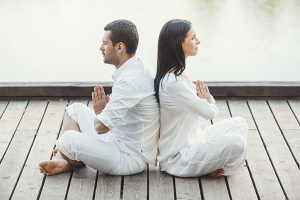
227, 134, 247, 156
232, 116, 248, 138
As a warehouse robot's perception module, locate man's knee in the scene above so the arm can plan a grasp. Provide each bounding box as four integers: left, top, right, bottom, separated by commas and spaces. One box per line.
56, 130, 81, 158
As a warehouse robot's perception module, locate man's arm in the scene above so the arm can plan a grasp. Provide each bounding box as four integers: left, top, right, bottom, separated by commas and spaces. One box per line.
92, 85, 110, 134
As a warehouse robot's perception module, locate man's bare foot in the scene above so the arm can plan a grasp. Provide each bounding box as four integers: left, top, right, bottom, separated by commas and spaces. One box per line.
208, 168, 225, 178
39, 159, 74, 176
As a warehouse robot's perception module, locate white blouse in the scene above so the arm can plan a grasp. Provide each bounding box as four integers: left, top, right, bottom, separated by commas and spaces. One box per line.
157, 73, 219, 163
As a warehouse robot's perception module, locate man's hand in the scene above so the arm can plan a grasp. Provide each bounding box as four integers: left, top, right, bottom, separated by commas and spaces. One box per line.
92, 85, 110, 115
196, 80, 212, 104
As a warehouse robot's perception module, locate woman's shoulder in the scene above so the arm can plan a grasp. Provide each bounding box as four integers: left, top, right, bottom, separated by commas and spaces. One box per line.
161, 73, 185, 85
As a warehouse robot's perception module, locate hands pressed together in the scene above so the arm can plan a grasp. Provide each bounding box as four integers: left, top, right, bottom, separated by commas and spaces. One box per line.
196, 80, 212, 104
92, 85, 110, 115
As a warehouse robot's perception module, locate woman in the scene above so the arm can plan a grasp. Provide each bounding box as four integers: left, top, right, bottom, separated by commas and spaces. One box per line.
155, 19, 248, 177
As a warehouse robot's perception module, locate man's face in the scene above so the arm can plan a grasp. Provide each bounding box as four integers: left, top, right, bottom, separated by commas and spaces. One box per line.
100, 31, 119, 66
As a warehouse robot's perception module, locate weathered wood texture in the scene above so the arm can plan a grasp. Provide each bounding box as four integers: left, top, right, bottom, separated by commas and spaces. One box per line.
148, 165, 174, 200
268, 100, 300, 167
39, 100, 88, 199
123, 169, 148, 200
1, 99, 300, 199
0, 101, 27, 161
1, 82, 300, 99
289, 100, 300, 122
95, 173, 121, 200
0, 100, 48, 199
11, 100, 67, 200
228, 100, 285, 199
0, 101, 8, 118
175, 177, 201, 200
248, 100, 300, 199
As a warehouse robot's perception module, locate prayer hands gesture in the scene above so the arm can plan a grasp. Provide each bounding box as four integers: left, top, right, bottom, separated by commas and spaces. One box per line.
92, 85, 110, 115
196, 80, 212, 104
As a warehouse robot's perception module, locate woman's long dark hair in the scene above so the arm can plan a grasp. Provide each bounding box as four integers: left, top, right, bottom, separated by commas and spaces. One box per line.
154, 19, 191, 103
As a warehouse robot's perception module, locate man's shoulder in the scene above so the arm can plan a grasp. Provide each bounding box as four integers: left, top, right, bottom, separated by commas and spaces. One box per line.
118, 60, 153, 85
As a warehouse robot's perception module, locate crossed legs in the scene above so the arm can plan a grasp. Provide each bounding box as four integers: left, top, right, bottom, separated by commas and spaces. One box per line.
39, 112, 85, 176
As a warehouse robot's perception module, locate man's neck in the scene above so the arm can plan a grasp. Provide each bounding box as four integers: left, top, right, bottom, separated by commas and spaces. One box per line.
115, 54, 135, 70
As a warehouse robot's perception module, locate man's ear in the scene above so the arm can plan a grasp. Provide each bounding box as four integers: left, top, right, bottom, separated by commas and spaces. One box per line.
117, 42, 126, 54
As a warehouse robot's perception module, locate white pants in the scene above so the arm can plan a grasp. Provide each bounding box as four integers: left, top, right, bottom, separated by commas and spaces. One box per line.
55, 103, 146, 175
160, 117, 248, 177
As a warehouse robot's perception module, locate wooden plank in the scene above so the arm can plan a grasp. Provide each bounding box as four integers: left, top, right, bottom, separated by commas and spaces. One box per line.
201, 176, 229, 199
0, 101, 28, 161
67, 100, 98, 199
148, 165, 174, 200
0, 101, 9, 118
201, 100, 230, 199
95, 173, 121, 200
268, 100, 300, 130
123, 169, 147, 200
175, 177, 201, 199
248, 100, 300, 199
268, 100, 300, 166
227, 100, 256, 129
67, 166, 97, 200
39, 100, 88, 199
289, 100, 300, 122
0, 100, 48, 199
228, 100, 285, 199
11, 100, 67, 200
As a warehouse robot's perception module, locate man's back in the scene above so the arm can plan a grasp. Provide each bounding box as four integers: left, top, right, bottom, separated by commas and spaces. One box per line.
98, 56, 160, 166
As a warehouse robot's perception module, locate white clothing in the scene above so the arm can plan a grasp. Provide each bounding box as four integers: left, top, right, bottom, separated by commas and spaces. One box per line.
55, 103, 146, 175
157, 74, 219, 163
160, 117, 248, 177
158, 74, 248, 177
96, 56, 160, 166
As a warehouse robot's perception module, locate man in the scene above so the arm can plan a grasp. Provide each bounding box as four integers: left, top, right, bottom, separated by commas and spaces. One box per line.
39, 20, 160, 176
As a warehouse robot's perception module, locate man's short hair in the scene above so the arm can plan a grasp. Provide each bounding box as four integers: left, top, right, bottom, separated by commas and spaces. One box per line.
104, 20, 139, 55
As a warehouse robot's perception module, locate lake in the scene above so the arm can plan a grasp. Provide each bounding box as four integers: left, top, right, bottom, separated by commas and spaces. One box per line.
0, 0, 299, 82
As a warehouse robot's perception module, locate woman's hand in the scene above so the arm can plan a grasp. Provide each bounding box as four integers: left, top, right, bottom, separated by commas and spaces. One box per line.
196, 80, 212, 104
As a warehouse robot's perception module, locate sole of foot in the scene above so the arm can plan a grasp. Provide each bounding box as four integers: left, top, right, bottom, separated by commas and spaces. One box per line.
39, 159, 74, 176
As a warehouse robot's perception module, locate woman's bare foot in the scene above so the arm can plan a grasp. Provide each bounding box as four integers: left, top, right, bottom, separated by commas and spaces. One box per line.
208, 168, 225, 178
39, 159, 74, 176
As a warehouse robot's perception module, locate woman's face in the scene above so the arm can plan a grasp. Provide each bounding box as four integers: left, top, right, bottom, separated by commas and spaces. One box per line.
182, 26, 200, 59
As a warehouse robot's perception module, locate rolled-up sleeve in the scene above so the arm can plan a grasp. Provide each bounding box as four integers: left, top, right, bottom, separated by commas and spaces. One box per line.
96, 80, 142, 130
167, 79, 219, 120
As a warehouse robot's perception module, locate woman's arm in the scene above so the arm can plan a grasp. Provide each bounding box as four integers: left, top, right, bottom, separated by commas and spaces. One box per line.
168, 79, 219, 119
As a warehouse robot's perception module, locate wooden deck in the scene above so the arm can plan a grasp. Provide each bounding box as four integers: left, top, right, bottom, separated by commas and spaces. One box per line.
0, 99, 300, 199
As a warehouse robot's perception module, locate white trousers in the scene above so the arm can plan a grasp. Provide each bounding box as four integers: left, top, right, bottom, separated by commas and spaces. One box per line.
55, 103, 146, 175
160, 117, 248, 177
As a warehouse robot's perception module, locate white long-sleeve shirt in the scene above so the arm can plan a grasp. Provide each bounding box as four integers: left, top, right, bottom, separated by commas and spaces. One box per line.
96, 56, 160, 166
157, 73, 219, 163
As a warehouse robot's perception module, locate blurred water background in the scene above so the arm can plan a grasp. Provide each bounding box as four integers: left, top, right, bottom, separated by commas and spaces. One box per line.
0, 0, 299, 82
